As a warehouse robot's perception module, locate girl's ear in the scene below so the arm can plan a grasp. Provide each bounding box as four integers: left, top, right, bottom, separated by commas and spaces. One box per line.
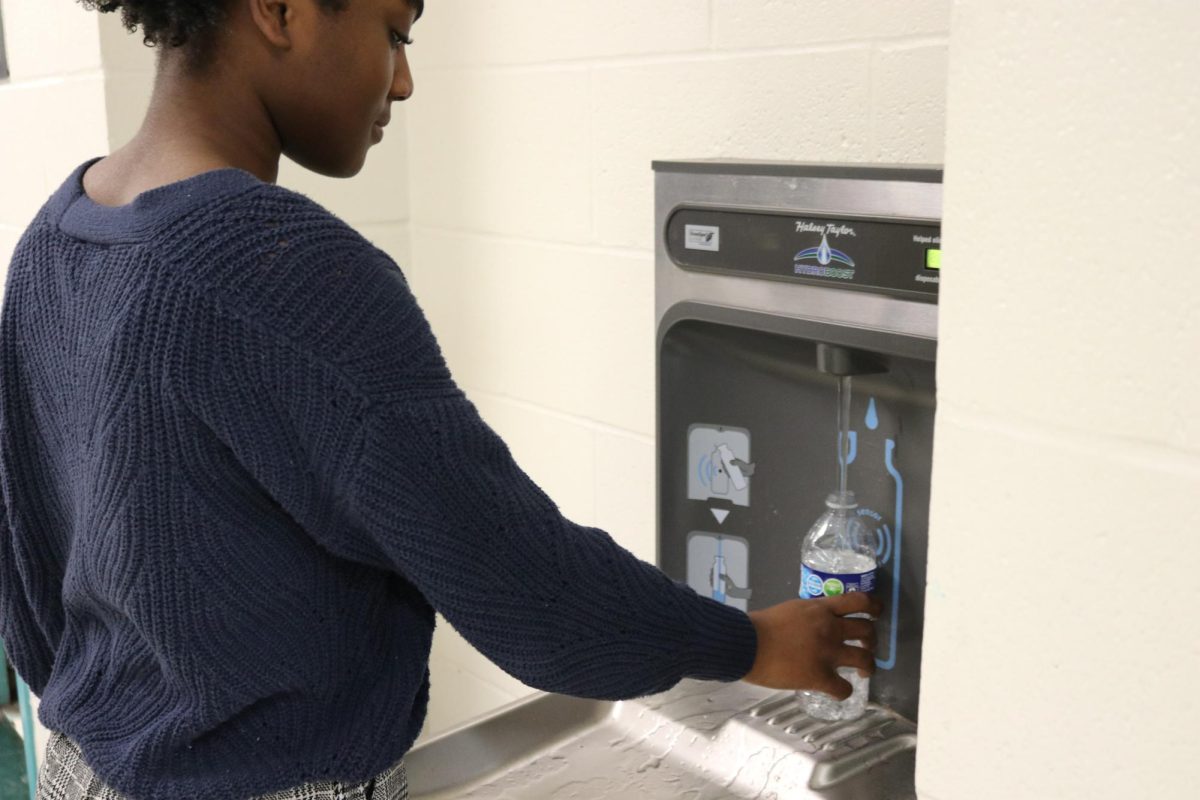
247, 0, 297, 50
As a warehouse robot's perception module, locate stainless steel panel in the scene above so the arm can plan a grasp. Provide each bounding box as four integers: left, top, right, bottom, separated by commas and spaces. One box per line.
648, 161, 941, 798
406, 679, 917, 800
654, 169, 941, 341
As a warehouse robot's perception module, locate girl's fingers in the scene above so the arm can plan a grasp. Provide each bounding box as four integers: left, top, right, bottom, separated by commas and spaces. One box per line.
839, 644, 876, 677
825, 592, 883, 619
840, 618, 876, 648
822, 673, 855, 700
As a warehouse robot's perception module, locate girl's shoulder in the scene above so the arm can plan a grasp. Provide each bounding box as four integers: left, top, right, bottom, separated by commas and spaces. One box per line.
162, 182, 428, 388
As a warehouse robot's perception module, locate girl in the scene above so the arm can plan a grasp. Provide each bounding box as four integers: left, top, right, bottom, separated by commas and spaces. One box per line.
0, 2, 880, 798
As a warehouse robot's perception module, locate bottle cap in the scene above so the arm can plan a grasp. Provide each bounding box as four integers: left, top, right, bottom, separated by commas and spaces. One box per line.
824, 490, 858, 510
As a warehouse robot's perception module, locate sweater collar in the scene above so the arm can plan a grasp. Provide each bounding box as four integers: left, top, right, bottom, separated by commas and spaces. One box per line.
52, 156, 265, 245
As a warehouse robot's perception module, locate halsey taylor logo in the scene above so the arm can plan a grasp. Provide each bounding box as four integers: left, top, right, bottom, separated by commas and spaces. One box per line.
794, 222, 856, 279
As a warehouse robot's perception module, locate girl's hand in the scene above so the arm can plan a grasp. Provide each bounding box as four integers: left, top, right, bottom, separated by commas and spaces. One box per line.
742, 593, 883, 699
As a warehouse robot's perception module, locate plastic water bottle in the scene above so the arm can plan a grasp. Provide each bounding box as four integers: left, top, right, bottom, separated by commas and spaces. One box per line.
798, 490, 877, 721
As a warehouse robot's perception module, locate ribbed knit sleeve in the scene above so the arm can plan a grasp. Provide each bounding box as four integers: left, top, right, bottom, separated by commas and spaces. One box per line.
324, 253, 758, 701
0, 488, 54, 695
348, 391, 757, 699
152, 194, 756, 701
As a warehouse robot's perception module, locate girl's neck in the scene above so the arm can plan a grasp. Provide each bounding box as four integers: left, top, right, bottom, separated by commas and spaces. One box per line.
90, 50, 284, 205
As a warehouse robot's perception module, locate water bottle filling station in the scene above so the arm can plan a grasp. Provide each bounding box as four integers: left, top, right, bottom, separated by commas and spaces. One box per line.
402, 160, 941, 799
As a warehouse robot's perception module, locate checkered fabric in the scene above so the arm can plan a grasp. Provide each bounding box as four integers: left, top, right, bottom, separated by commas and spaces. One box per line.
36, 730, 409, 800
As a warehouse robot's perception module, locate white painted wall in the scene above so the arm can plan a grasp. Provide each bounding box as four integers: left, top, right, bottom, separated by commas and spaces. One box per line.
918, 2, 1200, 799
404, 0, 951, 741
0, 0, 107, 301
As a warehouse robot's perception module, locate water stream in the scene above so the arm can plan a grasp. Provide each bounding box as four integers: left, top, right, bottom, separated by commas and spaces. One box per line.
837, 375, 853, 495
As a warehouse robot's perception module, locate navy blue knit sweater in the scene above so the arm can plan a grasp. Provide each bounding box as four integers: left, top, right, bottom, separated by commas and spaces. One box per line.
0, 157, 757, 799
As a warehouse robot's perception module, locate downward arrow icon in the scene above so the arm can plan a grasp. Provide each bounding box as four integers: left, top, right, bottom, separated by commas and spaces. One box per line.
711, 508, 730, 525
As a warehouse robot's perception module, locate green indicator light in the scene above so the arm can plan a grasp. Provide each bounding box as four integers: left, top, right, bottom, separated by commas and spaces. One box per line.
925, 248, 942, 270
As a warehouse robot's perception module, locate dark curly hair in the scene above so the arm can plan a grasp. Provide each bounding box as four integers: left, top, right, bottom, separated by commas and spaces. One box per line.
78, 1, 424, 74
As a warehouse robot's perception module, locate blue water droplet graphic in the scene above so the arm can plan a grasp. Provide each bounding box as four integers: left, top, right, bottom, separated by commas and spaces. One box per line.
817, 234, 832, 266
865, 397, 879, 430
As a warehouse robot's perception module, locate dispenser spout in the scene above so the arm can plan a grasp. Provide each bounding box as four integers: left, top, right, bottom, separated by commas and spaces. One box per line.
816, 342, 889, 376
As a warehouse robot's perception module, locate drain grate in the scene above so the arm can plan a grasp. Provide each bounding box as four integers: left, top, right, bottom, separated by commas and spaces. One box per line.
745, 693, 914, 756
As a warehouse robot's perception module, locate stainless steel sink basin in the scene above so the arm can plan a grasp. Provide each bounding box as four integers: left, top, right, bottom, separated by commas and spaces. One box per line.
406, 679, 917, 799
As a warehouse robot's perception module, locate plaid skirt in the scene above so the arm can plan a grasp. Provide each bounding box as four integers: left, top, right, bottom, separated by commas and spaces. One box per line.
36, 730, 409, 800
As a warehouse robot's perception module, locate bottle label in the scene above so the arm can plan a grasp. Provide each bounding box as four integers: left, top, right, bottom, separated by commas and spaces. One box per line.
800, 565, 876, 599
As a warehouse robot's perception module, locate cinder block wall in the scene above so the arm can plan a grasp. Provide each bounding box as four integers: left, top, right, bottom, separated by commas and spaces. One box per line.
404, 0, 951, 741
0, 0, 107, 293
917, 2, 1200, 799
